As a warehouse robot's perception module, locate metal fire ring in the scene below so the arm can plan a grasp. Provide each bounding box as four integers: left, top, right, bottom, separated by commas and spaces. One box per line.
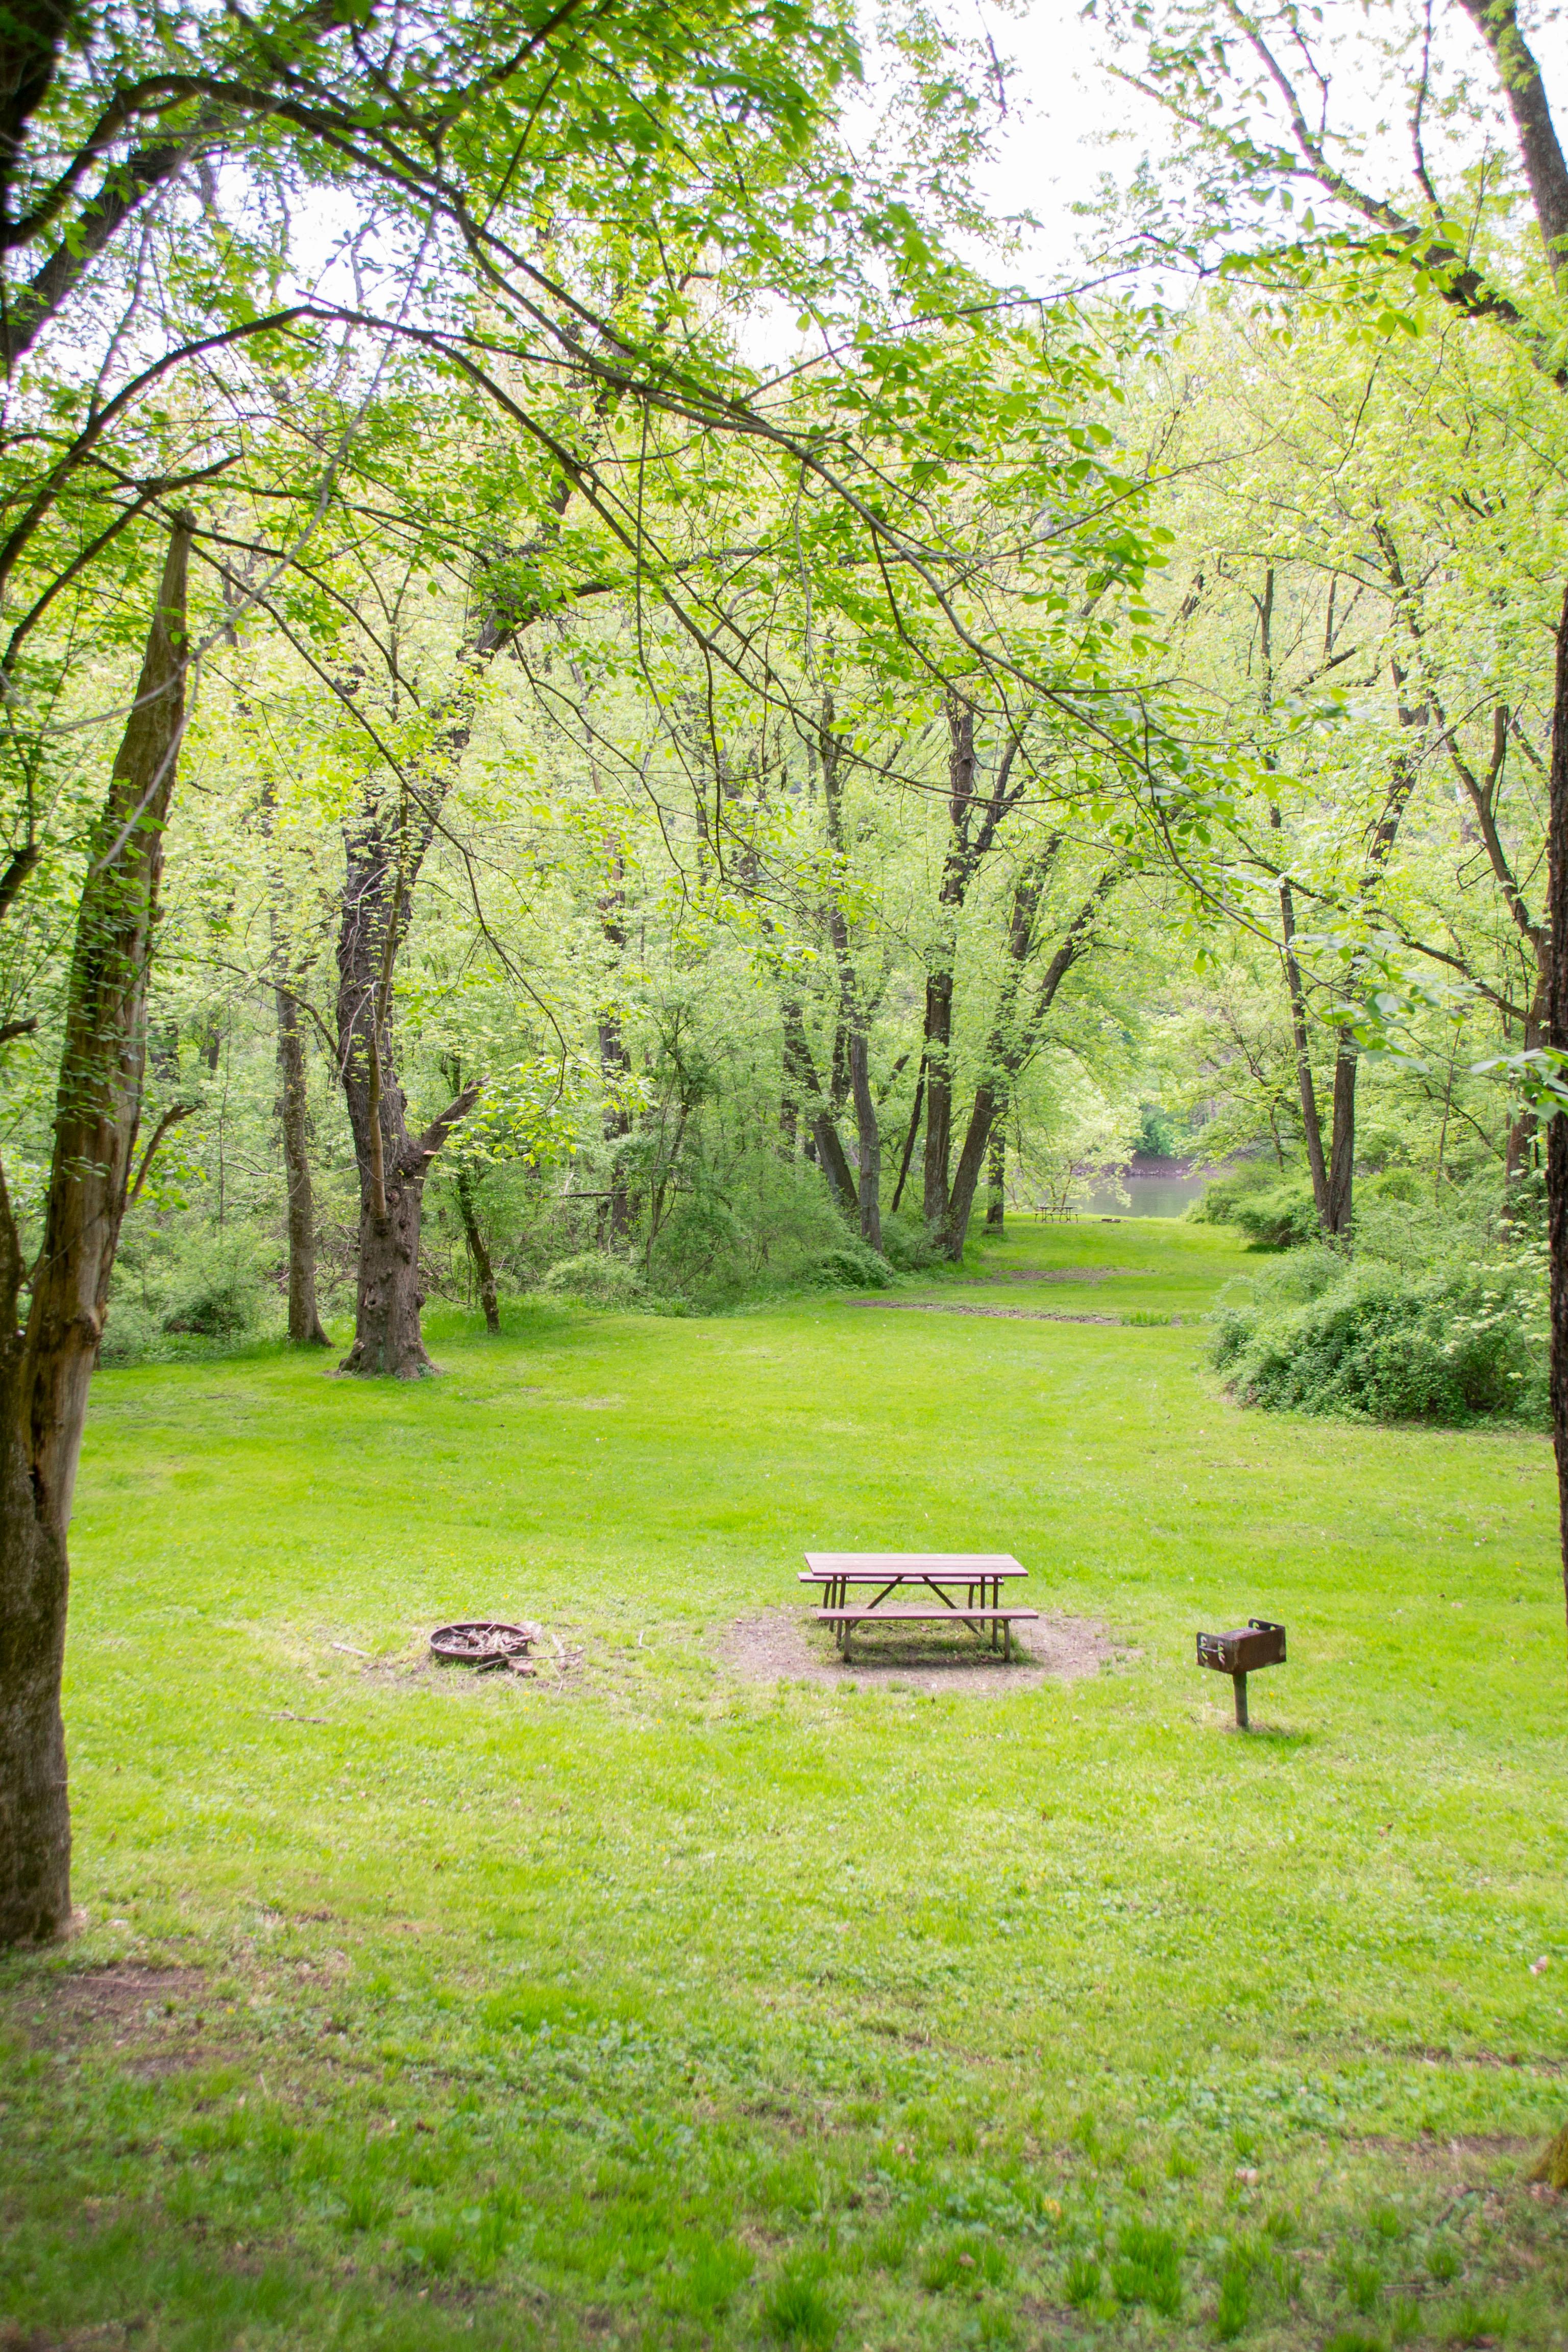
429, 1621, 539, 1672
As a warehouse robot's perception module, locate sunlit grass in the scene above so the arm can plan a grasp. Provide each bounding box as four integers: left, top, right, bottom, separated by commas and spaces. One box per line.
2, 1215, 1565, 2347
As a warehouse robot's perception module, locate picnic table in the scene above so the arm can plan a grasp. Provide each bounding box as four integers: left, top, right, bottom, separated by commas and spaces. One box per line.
800, 1552, 1038, 1661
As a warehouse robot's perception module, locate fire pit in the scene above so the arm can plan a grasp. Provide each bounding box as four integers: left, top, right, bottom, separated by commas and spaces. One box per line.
429, 1621, 539, 1675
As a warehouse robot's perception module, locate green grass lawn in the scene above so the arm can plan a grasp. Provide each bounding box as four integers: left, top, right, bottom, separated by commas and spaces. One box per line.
3, 1215, 1566, 2351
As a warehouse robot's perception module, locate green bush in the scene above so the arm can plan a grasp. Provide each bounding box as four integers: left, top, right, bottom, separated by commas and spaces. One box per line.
540, 1252, 648, 1308
803, 1236, 895, 1290
1229, 1178, 1320, 1250
102, 1227, 271, 1364
1211, 1254, 1547, 1428
879, 1214, 938, 1272
1187, 1161, 1285, 1222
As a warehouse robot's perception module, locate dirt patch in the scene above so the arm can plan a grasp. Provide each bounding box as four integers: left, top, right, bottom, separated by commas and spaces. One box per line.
721, 1607, 1118, 1695
1, 1962, 248, 2081
14, 1964, 201, 2037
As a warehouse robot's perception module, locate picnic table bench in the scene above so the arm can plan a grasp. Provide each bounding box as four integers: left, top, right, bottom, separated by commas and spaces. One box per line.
801, 1552, 1038, 1660
1036, 1204, 1080, 1222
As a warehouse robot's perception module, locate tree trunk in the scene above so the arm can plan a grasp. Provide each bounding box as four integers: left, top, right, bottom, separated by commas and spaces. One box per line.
331, 592, 514, 1373
0, 516, 192, 1946
921, 967, 955, 1231
849, 1027, 880, 1251
780, 997, 857, 1214
454, 1161, 500, 1334
986, 1127, 1006, 1230
1544, 581, 1568, 1667
943, 857, 1116, 1259
275, 982, 328, 1344
1325, 1029, 1357, 1239
1279, 877, 1330, 1217
334, 812, 480, 1377
889, 1052, 925, 1214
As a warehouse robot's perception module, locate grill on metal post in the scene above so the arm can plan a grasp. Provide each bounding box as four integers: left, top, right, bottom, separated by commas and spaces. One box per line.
1195, 1619, 1286, 1728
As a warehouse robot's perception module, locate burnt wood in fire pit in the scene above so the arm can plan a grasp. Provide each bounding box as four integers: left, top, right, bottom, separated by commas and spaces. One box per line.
430, 1621, 538, 1674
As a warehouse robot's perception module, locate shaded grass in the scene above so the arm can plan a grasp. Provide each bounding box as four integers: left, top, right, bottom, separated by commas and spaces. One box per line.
2, 1216, 1566, 2348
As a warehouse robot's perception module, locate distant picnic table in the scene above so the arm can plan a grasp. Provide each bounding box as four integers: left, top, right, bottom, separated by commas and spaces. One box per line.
1036, 1204, 1080, 1222
801, 1552, 1038, 1661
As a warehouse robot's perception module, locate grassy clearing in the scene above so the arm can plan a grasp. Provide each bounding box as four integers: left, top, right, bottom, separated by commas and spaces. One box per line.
3, 1215, 1566, 2350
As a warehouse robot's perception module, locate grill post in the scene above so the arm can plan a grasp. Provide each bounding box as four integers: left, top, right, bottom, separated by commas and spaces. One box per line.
1232, 1670, 1249, 1730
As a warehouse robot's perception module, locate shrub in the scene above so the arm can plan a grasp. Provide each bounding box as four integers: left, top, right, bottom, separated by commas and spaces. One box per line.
1212, 1255, 1547, 1428
1229, 1178, 1320, 1250
1188, 1160, 1294, 1226
101, 1227, 271, 1364
879, 1214, 938, 1272
803, 1236, 895, 1290
540, 1252, 648, 1308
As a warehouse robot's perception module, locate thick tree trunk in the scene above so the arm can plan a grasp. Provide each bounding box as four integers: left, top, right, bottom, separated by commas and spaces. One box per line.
454, 1161, 500, 1334
0, 516, 191, 1945
275, 982, 328, 1344
334, 829, 479, 1376
1544, 583, 1568, 1668
331, 595, 511, 1372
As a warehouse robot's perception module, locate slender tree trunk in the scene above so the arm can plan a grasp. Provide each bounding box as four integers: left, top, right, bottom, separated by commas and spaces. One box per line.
890, 1052, 925, 1215
1325, 1031, 1358, 1238
1279, 878, 1330, 1217
275, 981, 328, 1344
849, 1028, 880, 1251
780, 999, 856, 1213
0, 516, 192, 1945
597, 1011, 633, 1245
454, 1162, 500, 1334
943, 858, 1116, 1258
921, 968, 955, 1230
1544, 582, 1568, 1670
986, 1126, 1006, 1229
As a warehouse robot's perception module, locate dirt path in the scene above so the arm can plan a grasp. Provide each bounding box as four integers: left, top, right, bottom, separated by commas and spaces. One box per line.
721, 1607, 1119, 1695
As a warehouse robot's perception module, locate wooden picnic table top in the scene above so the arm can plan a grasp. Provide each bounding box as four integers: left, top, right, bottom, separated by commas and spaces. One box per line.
801, 1552, 1025, 1580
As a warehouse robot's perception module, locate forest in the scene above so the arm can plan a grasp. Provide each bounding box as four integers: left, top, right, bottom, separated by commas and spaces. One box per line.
1, 0, 1566, 2347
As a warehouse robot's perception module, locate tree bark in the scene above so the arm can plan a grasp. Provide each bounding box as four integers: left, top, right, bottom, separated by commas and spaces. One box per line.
334, 799, 481, 1376
985, 1127, 1006, 1230
275, 981, 328, 1344
1324, 1028, 1358, 1238
331, 593, 517, 1373
1544, 582, 1568, 1665
454, 1161, 500, 1334
818, 700, 880, 1249
780, 998, 856, 1213
1279, 876, 1330, 1217
849, 1025, 880, 1251
0, 514, 191, 1945
257, 779, 328, 1346
1457, 0, 1568, 281
942, 852, 1116, 1258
